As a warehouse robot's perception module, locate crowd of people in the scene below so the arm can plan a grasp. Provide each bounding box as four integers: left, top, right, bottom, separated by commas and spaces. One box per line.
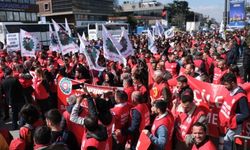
0, 28, 249, 150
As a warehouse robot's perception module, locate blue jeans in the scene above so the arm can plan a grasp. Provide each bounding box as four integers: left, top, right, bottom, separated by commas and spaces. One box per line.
223, 125, 242, 150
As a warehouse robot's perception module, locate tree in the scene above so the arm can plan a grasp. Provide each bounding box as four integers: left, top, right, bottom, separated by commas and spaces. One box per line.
127, 15, 137, 33
165, 0, 192, 28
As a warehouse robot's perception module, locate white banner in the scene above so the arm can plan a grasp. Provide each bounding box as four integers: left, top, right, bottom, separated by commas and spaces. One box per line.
102, 24, 126, 66
52, 19, 77, 55
6, 33, 20, 52
20, 29, 37, 57
119, 28, 134, 58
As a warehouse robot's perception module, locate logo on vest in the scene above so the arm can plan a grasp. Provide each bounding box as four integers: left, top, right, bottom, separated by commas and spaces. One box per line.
59, 77, 72, 95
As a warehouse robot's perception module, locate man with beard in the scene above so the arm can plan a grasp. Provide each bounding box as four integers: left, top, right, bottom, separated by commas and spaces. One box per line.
142, 100, 174, 150
219, 73, 249, 150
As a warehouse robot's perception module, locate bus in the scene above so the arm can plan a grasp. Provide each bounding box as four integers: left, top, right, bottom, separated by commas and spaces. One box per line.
0, 22, 51, 48
88, 23, 129, 41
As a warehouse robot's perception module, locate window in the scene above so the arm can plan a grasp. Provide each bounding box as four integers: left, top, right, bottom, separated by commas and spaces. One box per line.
6, 11, 13, 21
29, 0, 35, 4
31, 13, 37, 22
26, 12, 31, 21
20, 12, 26, 21
44, 3, 50, 11
13, 12, 20, 21
24, 0, 29, 4
18, 0, 23, 3
0, 11, 6, 21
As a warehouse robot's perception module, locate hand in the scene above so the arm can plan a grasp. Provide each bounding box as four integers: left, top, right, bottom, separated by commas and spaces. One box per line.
143, 129, 150, 137
115, 129, 121, 136
75, 93, 83, 105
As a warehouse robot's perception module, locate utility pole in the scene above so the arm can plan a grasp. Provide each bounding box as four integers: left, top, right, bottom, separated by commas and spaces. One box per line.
224, 0, 228, 30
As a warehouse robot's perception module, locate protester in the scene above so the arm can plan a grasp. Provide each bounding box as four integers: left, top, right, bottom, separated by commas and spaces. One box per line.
45, 109, 79, 150
191, 122, 216, 150
143, 100, 174, 150
1, 67, 25, 129
115, 91, 150, 150
219, 72, 250, 150
174, 89, 207, 150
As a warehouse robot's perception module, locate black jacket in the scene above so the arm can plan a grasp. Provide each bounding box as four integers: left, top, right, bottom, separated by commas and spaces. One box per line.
1, 76, 25, 105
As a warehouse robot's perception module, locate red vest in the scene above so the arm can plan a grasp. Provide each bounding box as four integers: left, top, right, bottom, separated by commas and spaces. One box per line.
81, 132, 108, 150
191, 140, 216, 150
150, 81, 168, 103
175, 106, 206, 142
194, 60, 203, 69
165, 61, 178, 77
33, 78, 49, 100
213, 67, 227, 84
131, 103, 150, 132
124, 86, 135, 104
151, 111, 174, 150
111, 103, 132, 144
219, 92, 246, 132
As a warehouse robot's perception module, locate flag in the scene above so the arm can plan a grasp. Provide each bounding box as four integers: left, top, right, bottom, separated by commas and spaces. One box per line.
155, 20, 164, 37
78, 33, 105, 71
219, 20, 226, 40
164, 27, 175, 39
65, 18, 72, 37
49, 24, 60, 52
79, 32, 89, 54
119, 27, 134, 58
102, 24, 126, 66
20, 29, 37, 57
147, 29, 157, 54
52, 19, 77, 55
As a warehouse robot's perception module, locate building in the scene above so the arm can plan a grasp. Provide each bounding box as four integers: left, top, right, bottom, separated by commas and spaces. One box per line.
109, 0, 164, 25
37, 0, 114, 26
0, 0, 39, 22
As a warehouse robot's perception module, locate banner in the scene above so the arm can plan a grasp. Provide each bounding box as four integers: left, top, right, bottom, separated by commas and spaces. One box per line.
229, 0, 246, 28
52, 19, 77, 55
49, 24, 60, 52
57, 76, 122, 112
168, 75, 250, 137
20, 29, 37, 57
136, 132, 151, 150
78, 33, 105, 71
119, 27, 134, 58
102, 24, 126, 66
6, 33, 20, 52
147, 29, 157, 54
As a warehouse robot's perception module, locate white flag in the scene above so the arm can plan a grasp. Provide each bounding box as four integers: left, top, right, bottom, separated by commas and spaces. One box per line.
147, 29, 157, 54
79, 33, 89, 54
20, 29, 37, 57
219, 20, 226, 40
78, 33, 105, 71
65, 18, 72, 37
155, 20, 164, 37
102, 25, 126, 66
49, 24, 60, 52
164, 27, 175, 39
119, 28, 134, 58
52, 19, 77, 55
